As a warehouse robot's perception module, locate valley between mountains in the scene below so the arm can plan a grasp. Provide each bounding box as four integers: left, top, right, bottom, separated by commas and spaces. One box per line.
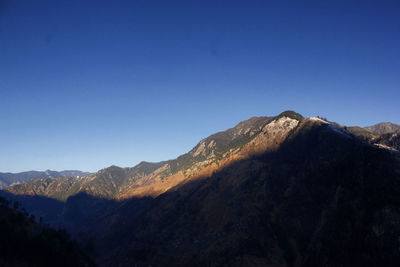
2, 111, 400, 266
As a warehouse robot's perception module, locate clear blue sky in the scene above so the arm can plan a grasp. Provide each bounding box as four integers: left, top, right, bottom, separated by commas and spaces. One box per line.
1, 0, 399, 172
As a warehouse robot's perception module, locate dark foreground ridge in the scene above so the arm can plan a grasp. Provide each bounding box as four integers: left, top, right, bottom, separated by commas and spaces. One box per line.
0, 196, 95, 267
1, 111, 400, 266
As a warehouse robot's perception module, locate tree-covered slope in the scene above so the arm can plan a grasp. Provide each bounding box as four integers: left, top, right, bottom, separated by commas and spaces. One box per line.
88, 117, 400, 267
348, 125, 400, 152
0, 196, 95, 267
4, 111, 400, 266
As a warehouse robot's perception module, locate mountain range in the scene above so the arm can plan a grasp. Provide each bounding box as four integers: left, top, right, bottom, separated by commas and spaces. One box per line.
0, 170, 89, 189
2, 111, 400, 266
364, 122, 400, 135
347, 123, 400, 152
5, 113, 399, 202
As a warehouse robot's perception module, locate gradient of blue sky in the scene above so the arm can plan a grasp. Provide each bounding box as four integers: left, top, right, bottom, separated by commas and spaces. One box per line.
0, 0, 399, 172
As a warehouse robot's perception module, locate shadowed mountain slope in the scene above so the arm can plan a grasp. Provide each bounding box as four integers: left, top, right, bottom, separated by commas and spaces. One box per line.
3, 111, 400, 266
348, 123, 400, 152
0, 196, 95, 267
372, 132, 400, 151
6, 112, 301, 200
79, 116, 400, 266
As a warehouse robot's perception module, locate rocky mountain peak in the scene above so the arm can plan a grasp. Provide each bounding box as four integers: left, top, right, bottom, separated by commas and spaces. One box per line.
6, 111, 398, 202
3, 110, 400, 267
365, 122, 400, 135
276, 110, 304, 121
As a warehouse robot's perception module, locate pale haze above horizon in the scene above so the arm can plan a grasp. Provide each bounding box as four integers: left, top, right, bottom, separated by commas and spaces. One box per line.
1, 0, 399, 173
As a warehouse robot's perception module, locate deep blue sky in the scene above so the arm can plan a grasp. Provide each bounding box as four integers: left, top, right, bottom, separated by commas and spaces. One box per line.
1, 0, 399, 172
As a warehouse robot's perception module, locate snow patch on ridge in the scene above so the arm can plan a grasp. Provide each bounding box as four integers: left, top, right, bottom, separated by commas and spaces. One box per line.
262, 117, 299, 136
374, 143, 398, 152
307, 117, 352, 138
308, 117, 328, 124
328, 124, 352, 138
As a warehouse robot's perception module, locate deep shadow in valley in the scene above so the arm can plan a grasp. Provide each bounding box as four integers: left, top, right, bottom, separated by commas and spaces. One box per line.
2, 123, 400, 266
0, 194, 96, 266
